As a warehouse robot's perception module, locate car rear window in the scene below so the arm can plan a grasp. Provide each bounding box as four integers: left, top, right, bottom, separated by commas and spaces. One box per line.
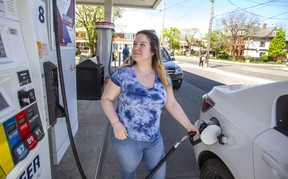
161, 48, 170, 62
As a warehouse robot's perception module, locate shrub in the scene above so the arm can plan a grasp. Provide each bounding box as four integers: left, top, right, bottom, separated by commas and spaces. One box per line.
218, 52, 229, 59
261, 54, 269, 62
245, 55, 251, 61
268, 56, 274, 62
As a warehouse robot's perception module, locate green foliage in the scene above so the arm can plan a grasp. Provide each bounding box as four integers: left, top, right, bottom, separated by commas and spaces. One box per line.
182, 28, 200, 44
268, 28, 286, 59
76, 48, 81, 56
76, 5, 124, 55
181, 28, 200, 55
245, 55, 251, 61
163, 27, 181, 50
218, 52, 229, 59
268, 56, 274, 62
261, 54, 269, 62
205, 30, 227, 54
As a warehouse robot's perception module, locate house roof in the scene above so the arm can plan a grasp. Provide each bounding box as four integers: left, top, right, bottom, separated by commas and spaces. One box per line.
76, 0, 162, 9
256, 27, 277, 37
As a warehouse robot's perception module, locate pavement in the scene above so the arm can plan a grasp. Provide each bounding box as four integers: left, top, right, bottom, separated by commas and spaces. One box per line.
51, 100, 109, 179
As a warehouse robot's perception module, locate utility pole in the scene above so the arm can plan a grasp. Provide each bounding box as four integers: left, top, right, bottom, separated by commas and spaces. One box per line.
206, 0, 214, 67
161, 0, 165, 46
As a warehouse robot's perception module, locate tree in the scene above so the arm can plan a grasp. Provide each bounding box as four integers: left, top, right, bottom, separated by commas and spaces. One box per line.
268, 28, 286, 61
181, 28, 200, 55
162, 27, 181, 50
205, 29, 227, 57
76, 5, 124, 55
219, 11, 259, 57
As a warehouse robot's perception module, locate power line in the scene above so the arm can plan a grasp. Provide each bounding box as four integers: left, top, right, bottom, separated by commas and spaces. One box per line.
242, 0, 280, 9
169, 0, 206, 25
226, 0, 288, 20
244, 0, 288, 6
262, 11, 288, 21
150, 0, 191, 17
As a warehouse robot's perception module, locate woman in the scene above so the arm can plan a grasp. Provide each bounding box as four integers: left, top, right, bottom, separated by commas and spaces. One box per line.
101, 30, 199, 179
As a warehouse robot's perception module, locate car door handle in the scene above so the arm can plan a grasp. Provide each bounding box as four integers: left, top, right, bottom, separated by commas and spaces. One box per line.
262, 152, 288, 179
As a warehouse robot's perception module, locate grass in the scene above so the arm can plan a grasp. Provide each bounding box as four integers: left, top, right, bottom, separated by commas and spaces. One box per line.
178, 54, 288, 65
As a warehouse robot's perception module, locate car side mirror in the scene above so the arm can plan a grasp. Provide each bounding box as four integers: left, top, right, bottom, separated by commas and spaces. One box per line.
171, 57, 175, 61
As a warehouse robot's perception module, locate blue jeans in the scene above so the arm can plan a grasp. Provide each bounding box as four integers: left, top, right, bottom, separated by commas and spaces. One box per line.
110, 129, 166, 179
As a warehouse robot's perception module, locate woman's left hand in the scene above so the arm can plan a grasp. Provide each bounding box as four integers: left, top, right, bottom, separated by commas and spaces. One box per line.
189, 125, 200, 138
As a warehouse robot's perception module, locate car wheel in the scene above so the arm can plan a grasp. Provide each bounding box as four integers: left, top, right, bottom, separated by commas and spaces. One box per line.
200, 158, 234, 179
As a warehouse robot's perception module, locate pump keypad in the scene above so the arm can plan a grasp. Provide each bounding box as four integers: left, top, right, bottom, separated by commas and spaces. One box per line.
12, 141, 29, 163
2, 103, 45, 165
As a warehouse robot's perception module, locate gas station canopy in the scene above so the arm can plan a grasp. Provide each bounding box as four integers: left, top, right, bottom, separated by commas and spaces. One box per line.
76, 0, 163, 9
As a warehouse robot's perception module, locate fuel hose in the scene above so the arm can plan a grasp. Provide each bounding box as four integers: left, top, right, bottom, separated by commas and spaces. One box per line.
52, 0, 87, 178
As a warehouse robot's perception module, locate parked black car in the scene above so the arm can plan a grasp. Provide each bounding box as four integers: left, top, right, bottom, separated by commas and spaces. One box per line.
161, 48, 183, 89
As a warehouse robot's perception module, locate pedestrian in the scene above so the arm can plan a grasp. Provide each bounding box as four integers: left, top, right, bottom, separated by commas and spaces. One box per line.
101, 29, 200, 179
199, 55, 204, 67
122, 44, 130, 61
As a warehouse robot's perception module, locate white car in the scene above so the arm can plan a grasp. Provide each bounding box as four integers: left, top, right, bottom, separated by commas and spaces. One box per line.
193, 80, 288, 179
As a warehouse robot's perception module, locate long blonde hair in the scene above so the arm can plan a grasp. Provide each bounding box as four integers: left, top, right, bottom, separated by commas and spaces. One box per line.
120, 30, 169, 91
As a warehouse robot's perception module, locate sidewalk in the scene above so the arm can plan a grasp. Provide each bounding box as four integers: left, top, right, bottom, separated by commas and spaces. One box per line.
51, 100, 108, 179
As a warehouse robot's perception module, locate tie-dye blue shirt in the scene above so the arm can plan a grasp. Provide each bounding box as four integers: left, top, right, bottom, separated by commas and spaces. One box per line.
111, 66, 167, 141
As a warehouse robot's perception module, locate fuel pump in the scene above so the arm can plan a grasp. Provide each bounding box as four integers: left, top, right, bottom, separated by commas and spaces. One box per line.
0, 0, 51, 178
1, 0, 86, 178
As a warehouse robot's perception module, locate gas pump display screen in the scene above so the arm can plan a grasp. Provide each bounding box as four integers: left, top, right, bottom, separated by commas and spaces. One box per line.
0, 34, 7, 58
18, 117, 26, 124
27, 110, 34, 118
7, 123, 16, 134
0, 92, 9, 112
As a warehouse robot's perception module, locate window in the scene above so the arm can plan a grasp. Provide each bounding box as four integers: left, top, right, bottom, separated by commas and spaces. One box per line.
124, 34, 133, 40
275, 95, 288, 136
161, 48, 171, 62
260, 41, 265, 47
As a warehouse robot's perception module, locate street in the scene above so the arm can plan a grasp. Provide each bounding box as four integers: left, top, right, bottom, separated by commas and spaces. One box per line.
176, 56, 288, 88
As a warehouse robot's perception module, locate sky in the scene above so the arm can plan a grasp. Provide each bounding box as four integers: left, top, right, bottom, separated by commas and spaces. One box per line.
114, 0, 288, 38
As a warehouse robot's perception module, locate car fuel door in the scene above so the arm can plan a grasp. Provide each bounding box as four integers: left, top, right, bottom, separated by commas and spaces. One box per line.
253, 95, 288, 179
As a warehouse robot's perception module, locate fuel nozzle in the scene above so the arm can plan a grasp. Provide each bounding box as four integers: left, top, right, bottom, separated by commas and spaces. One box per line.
188, 131, 202, 146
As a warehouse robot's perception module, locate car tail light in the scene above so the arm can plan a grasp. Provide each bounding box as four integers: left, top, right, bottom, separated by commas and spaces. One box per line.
201, 95, 215, 112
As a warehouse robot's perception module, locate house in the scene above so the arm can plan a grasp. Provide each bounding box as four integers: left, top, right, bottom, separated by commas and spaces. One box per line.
75, 29, 136, 57
244, 23, 278, 58
113, 32, 135, 56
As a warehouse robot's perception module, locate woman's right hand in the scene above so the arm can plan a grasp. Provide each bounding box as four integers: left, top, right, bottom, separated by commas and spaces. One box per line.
113, 122, 128, 140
